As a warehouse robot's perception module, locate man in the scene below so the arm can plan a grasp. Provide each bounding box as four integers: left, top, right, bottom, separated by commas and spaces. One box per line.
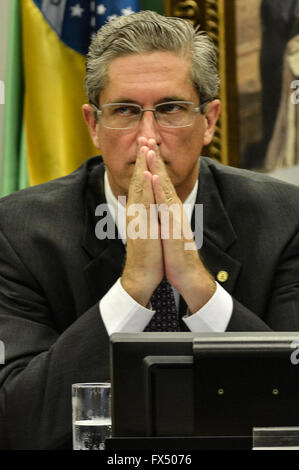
0, 11, 299, 450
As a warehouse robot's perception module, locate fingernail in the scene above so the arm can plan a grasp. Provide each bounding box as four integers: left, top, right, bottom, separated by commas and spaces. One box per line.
148, 150, 157, 159
138, 137, 147, 147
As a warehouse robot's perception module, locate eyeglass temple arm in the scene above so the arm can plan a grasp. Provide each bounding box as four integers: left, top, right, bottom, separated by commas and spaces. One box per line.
197, 99, 211, 114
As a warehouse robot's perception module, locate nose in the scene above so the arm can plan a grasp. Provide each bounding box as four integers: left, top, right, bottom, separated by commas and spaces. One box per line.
136, 110, 162, 143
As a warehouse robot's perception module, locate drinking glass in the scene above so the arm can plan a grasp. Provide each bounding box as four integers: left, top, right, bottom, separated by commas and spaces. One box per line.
72, 382, 111, 450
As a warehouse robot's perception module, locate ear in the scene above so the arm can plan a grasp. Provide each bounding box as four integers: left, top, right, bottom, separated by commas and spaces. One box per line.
203, 99, 221, 146
82, 104, 101, 149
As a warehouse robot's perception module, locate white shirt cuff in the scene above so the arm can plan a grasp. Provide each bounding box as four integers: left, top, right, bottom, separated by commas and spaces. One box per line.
100, 279, 233, 335
183, 282, 233, 332
99, 278, 154, 336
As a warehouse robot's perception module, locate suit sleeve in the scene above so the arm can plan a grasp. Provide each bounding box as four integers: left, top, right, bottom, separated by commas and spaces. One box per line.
227, 230, 299, 331
0, 229, 110, 450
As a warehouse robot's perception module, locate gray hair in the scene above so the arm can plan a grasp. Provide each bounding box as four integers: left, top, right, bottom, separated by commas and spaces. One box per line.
85, 10, 220, 107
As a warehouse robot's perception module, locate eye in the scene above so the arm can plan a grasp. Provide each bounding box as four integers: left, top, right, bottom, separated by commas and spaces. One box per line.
113, 105, 140, 116
157, 102, 187, 114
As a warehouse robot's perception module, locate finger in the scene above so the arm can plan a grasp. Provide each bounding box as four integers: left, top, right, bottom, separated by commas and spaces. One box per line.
128, 148, 157, 207
137, 136, 149, 147
143, 170, 155, 204
152, 174, 163, 204
146, 146, 170, 182
148, 150, 177, 205
152, 174, 192, 246
128, 144, 148, 202
126, 170, 157, 245
147, 138, 157, 150
135, 141, 148, 173
152, 173, 175, 205
152, 174, 178, 243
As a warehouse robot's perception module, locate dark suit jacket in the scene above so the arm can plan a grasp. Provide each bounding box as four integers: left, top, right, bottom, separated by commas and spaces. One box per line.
0, 156, 299, 449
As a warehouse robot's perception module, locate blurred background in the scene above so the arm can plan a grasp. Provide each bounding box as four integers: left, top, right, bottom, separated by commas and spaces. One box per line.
0, 0, 298, 197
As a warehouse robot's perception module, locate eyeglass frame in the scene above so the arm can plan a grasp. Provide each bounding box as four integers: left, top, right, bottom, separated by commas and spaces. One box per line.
92, 100, 210, 130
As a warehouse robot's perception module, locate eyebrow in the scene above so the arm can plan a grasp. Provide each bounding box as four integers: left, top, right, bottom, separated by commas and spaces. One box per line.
156, 96, 190, 104
109, 96, 191, 105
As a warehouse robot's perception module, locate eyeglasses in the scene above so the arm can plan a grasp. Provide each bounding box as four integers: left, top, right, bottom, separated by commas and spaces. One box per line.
93, 101, 207, 130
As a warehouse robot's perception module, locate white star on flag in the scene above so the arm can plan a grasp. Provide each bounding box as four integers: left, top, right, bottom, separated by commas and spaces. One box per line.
121, 7, 134, 16
97, 4, 107, 15
70, 3, 84, 17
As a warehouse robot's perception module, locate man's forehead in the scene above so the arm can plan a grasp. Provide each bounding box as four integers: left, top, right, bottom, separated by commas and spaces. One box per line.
106, 51, 191, 76
100, 52, 195, 103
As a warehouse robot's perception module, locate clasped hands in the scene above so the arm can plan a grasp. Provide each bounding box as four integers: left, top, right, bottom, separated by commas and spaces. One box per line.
121, 137, 216, 314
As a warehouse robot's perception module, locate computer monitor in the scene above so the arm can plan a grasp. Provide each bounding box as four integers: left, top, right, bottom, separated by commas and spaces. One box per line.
109, 332, 299, 446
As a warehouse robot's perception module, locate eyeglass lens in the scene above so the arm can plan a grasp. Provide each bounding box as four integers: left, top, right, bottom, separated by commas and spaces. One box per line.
100, 102, 198, 129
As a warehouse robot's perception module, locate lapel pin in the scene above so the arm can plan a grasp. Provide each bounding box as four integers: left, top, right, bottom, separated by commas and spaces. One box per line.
217, 270, 229, 283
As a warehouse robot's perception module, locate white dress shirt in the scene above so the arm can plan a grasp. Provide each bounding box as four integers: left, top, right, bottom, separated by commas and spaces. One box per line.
99, 171, 233, 335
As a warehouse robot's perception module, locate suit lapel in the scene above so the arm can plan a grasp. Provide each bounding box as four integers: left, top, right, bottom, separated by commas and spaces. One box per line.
179, 158, 242, 317
81, 160, 126, 304
194, 157, 242, 295
84, 240, 125, 304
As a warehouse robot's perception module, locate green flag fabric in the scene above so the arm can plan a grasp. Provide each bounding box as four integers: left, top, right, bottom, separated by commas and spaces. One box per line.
1, 0, 28, 197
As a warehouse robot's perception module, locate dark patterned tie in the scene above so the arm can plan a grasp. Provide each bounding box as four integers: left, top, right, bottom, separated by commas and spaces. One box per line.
144, 277, 180, 332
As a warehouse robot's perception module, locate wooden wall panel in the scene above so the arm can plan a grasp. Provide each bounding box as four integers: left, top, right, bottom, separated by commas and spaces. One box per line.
164, 0, 239, 167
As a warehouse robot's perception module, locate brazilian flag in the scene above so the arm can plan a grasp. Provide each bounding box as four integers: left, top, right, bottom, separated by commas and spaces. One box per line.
2, 0, 164, 195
